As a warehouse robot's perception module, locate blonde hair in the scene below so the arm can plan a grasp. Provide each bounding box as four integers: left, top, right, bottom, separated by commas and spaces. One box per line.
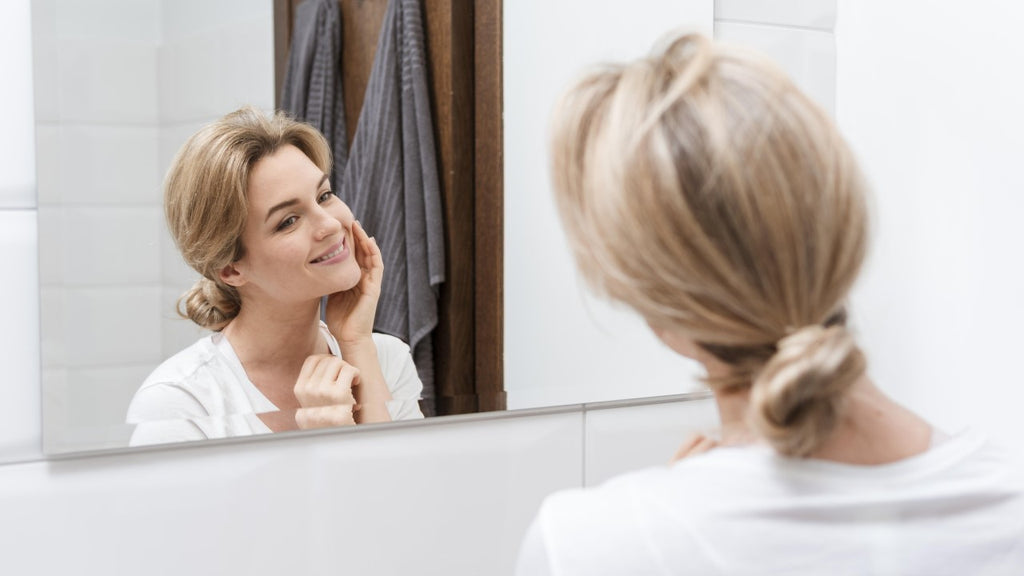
165, 106, 332, 331
550, 33, 870, 457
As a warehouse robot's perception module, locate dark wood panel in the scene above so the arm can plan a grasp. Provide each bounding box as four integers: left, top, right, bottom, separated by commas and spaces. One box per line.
338, 0, 388, 146
425, 0, 477, 415
474, 0, 505, 412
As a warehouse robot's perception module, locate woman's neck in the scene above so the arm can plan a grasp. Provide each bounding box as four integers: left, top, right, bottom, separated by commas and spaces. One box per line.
220, 297, 327, 376
706, 358, 933, 464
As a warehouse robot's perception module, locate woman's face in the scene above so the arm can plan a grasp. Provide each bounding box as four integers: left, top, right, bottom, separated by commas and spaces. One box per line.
222, 144, 360, 305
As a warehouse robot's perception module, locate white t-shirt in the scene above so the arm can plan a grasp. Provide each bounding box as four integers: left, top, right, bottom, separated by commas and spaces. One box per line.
126, 323, 424, 446
516, 430, 1024, 576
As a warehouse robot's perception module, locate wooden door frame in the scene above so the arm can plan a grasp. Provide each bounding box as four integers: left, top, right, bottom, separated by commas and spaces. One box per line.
272, 0, 504, 415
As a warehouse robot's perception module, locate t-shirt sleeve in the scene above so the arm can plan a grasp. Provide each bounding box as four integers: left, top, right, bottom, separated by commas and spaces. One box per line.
126, 383, 210, 446
372, 333, 425, 421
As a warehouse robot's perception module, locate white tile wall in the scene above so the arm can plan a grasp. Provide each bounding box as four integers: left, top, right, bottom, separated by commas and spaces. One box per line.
49, 125, 161, 205
0, 212, 42, 462
158, 20, 274, 124
40, 206, 162, 285
55, 0, 161, 42
2, 411, 584, 576
161, 0, 272, 42
43, 285, 163, 368
1, 0, 38, 209
715, 21, 836, 117
58, 39, 159, 124
584, 396, 719, 487
715, 0, 836, 30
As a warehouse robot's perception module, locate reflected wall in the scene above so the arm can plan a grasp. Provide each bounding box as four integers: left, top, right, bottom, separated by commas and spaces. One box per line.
35, 0, 275, 453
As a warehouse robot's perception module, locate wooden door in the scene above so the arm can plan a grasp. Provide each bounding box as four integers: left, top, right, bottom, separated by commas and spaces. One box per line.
273, 0, 504, 415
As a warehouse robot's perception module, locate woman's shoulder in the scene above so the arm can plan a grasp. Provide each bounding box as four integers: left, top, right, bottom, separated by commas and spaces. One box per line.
136, 334, 224, 391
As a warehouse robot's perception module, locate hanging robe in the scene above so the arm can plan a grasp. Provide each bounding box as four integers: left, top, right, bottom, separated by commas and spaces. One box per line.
281, 0, 445, 414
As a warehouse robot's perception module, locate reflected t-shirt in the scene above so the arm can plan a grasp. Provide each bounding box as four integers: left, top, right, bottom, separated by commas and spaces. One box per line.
126, 322, 424, 446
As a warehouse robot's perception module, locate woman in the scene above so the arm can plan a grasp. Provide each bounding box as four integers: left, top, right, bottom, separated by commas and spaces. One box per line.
127, 107, 423, 446
517, 33, 1024, 574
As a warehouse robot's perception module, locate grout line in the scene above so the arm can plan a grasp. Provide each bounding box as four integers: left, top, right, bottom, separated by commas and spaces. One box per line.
581, 407, 588, 488
714, 18, 834, 34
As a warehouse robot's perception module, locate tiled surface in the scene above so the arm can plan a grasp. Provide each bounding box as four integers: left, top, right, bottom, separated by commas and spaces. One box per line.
39, 205, 162, 286
1, 0, 37, 209
162, 0, 272, 42
158, 18, 274, 124
57, 40, 159, 124
46, 125, 161, 206
1, 411, 584, 576
0, 211, 42, 462
715, 21, 836, 117
585, 396, 719, 487
40, 285, 163, 368
715, 0, 836, 30
55, 0, 160, 41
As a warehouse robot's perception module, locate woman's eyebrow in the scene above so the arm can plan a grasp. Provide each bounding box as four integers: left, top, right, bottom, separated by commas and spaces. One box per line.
264, 175, 330, 223
265, 199, 299, 223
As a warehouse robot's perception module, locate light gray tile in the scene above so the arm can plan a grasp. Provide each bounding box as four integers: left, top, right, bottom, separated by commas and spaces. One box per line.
33, 125, 61, 205
0, 211, 42, 462
58, 205, 162, 285
715, 0, 837, 30
715, 21, 836, 116
58, 40, 159, 124
585, 397, 719, 487
55, 0, 160, 42
58, 285, 163, 367
57, 125, 161, 205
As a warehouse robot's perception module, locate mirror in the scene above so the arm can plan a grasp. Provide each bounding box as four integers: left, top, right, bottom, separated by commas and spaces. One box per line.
35, 0, 716, 455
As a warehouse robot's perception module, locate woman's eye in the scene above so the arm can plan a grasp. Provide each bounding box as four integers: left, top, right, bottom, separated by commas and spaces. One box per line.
318, 190, 335, 203
276, 216, 298, 231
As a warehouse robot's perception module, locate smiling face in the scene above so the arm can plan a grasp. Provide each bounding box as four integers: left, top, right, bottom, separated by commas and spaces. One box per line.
219, 145, 360, 305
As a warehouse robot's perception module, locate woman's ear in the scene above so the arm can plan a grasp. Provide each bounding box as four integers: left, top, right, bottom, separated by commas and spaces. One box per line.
218, 263, 247, 288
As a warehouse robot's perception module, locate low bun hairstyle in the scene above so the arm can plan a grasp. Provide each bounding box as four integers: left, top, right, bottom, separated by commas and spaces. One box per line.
550, 33, 870, 457
165, 106, 332, 331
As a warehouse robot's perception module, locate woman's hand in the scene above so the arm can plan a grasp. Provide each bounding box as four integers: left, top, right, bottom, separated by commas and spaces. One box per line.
293, 354, 359, 430
670, 433, 719, 463
326, 221, 384, 345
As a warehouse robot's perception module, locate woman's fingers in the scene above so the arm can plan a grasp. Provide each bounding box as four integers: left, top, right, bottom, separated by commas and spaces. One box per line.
353, 221, 383, 283
294, 355, 359, 408
295, 404, 356, 429
670, 433, 719, 463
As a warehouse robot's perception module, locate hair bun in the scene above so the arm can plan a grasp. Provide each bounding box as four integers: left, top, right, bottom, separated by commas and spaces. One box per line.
749, 324, 866, 457
177, 277, 241, 332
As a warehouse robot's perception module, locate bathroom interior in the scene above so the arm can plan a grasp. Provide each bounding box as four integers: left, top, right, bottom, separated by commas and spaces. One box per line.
2, 0, 1023, 573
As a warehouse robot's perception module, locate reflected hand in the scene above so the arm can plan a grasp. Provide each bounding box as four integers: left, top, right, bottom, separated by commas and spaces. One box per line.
326, 221, 384, 345
293, 354, 359, 430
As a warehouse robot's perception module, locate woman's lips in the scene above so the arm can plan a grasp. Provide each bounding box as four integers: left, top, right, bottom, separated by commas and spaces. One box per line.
310, 237, 348, 264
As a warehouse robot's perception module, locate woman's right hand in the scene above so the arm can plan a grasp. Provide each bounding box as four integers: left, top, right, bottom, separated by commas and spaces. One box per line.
293, 354, 359, 430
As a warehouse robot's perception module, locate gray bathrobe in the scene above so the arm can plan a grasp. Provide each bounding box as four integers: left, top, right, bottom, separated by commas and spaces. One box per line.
281, 0, 445, 414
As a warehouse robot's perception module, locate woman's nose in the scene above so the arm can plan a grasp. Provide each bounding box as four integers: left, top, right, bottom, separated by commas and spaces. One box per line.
313, 205, 343, 239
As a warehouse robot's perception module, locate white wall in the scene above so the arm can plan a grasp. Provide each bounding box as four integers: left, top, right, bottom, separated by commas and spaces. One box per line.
835, 1, 1024, 445
504, 0, 714, 410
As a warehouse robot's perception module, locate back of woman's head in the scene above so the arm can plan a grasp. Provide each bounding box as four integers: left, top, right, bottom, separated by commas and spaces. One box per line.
551, 33, 870, 457
165, 106, 332, 331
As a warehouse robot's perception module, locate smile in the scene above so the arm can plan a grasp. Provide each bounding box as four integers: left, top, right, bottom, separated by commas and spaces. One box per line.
310, 239, 347, 264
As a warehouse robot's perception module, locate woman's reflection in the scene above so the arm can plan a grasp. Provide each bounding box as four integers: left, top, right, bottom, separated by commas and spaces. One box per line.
126, 106, 424, 446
